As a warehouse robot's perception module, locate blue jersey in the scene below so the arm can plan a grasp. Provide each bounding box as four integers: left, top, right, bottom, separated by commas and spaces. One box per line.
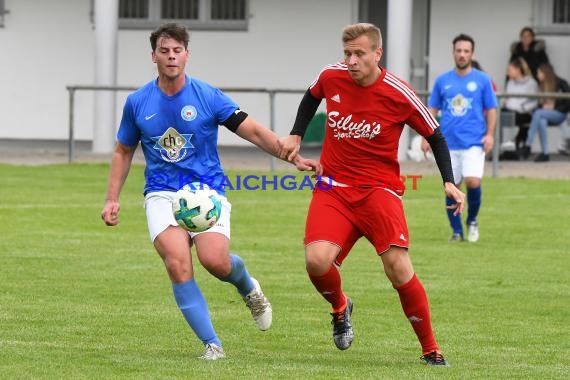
428, 68, 497, 150
117, 75, 238, 195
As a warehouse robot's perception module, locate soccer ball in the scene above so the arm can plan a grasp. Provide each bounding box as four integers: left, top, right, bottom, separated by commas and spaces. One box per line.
172, 184, 222, 232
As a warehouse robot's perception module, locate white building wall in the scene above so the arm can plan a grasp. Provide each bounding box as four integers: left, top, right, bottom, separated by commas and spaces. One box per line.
0, 0, 95, 140
1, 0, 568, 148
0, 0, 355, 146
158, 0, 354, 145
544, 35, 570, 85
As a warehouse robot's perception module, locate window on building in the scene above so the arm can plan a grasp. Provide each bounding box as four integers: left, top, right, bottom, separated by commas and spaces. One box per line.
160, 0, 199, 20
123, 0, 247, 30
211, 0, 246, 20
535, 0, 570, 34
0, 0, 10, 28
553, 0, 570, 23
120, 0, 150, 19
92, 0, 248, 30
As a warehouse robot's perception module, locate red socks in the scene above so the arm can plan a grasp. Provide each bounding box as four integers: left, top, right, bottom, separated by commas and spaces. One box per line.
308, 266, 346, 312
394, 274, 439, 354
310, 267, 439, 354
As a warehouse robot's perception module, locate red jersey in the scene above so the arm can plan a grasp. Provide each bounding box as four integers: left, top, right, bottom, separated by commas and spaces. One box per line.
310, 63, 439, 196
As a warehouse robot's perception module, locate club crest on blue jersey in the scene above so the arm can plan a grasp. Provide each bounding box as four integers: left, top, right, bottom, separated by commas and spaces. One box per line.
152, 127, 194, 162
181, 105, 198, 121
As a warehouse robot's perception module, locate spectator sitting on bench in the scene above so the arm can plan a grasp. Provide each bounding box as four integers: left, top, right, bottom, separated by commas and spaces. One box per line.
502, 57, 539, 152
520, 63, 570, 162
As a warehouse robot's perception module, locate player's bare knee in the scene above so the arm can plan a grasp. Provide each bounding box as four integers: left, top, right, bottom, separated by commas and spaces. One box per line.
203, 260, 232, 279
196, 249, 231, 278
381, 247, 414, 285
305, 242, 338, 272
164, 259, 193, 282
305, 252, 335, 275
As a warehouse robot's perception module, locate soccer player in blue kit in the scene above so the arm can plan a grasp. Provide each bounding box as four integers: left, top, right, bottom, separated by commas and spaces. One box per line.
100, 23, 319, 360
422, 34, 497, 243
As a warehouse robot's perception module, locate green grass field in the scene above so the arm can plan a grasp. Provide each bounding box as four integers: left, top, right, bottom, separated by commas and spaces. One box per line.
0, 163, 569, 379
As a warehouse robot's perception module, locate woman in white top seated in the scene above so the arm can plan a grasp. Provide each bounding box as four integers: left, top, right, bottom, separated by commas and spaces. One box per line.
503, 57, 539, 152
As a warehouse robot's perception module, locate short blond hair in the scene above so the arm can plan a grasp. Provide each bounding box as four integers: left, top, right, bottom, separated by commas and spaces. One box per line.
342, 23, 382, 49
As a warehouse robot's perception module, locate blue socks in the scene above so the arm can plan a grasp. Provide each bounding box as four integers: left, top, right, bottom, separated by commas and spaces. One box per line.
446, 186, 482, 235
446, 196, 463, 236
221, 254, 255, 297
466, 186, 481, 225
172, 280, 221, 346
171, 254, 254, 346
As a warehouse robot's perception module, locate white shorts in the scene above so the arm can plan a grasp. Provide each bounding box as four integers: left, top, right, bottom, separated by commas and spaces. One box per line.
450, 146, 485, 184
143, 191, 232, 242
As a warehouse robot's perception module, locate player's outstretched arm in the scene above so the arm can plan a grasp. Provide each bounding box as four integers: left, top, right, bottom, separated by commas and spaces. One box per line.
235, 116, 321, 173
235, 115, 282, 155
101, 143, 136, 226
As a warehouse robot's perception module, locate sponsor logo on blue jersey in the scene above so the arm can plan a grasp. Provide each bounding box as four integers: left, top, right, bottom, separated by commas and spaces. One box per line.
152, 127, 194, 162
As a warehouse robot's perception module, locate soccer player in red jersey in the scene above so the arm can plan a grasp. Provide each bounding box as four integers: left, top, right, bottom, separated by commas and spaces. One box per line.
279, 23, 465, 366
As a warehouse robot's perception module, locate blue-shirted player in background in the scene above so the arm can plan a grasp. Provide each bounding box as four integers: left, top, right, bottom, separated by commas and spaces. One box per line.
423, 34, 498, 243
100, 23, 319, 360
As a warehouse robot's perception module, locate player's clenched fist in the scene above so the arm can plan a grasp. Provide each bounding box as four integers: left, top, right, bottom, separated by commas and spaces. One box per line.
101, 200, 121, 226
278, 135, 302, 161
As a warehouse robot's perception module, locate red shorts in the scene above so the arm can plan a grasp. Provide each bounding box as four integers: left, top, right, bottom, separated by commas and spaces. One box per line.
304, 186, 409, 266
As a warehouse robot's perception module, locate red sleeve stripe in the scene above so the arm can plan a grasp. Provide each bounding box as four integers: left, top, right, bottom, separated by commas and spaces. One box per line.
310, 62, 347, 89
383, 72, 438, 131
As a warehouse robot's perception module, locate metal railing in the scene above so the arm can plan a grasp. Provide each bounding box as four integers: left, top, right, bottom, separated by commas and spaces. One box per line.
66, 85, 306, 170
67, 86, 570, 176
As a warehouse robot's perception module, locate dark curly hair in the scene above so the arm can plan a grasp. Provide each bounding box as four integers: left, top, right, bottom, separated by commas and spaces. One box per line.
150, 23, 189, 52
